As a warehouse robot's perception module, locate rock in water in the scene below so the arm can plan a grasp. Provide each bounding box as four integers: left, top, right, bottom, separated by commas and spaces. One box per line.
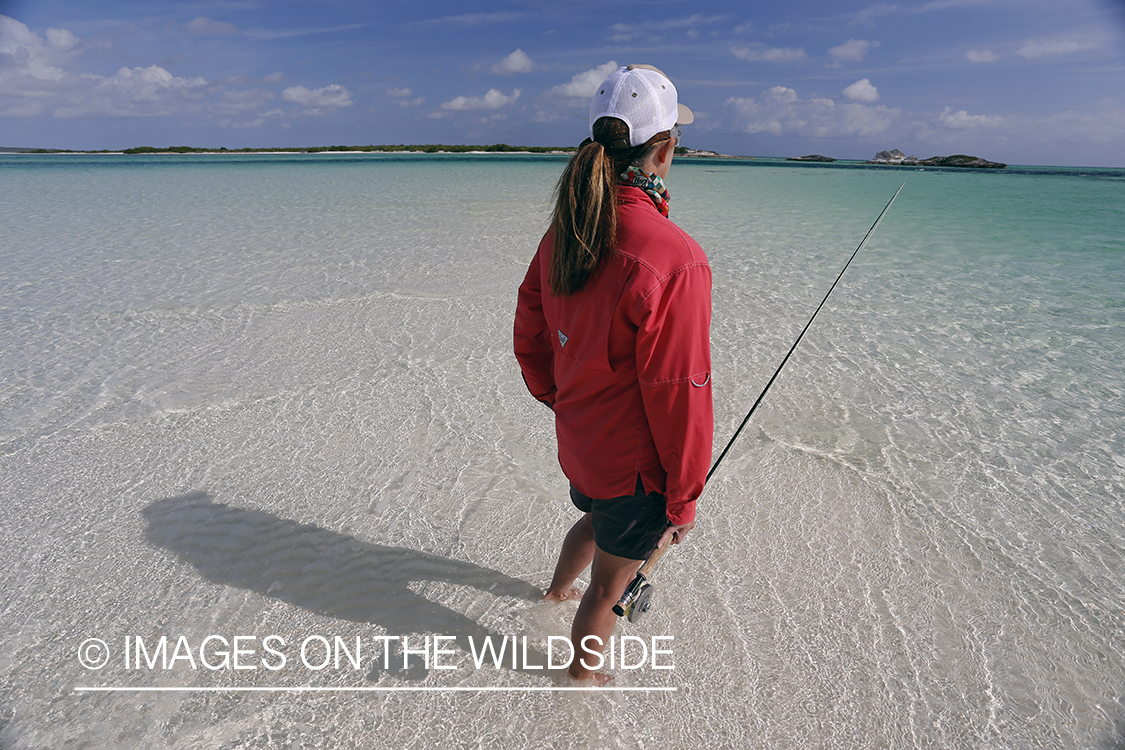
865, 149, 1006, 169
917, 154, 1007, 169
866, 149, 919, 165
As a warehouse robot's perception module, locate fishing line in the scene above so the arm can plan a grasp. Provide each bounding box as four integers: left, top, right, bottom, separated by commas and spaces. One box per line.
614, 182, 905, 621
706, 181, 905, 483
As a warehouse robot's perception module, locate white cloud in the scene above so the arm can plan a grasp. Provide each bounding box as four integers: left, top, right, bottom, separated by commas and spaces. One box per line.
440, 88, 520, 111
213, 88, 274, 116
243, 23, 370, 41
419, 12, 525, 27
530, 109, 563, 123
1035, 108, 1125, 146
54, 65, 210, 118
908, 104, 1124, 163
490, 49, 535, 75
45, 27, 80, 51
541, 61, 618, 106
850, 3, 900, 27
1, 15, 79, 85
0, 17, 222, 118
184, 16, 237, 35
731, 46, 809, 63
764, 86, 797, 105
935, 106, 1004, 129
609, 14, 730, 42
851, 0, 996, 26
263, 71, 284, 84
725, 85, 900, 138
281, 84, 353, 112
224, 117, 264, 129
966, 49, 998, 63
828, 39, 876, 64
385, 86, 424, 107
1017, 39, 1098, 59
843, 78, 879, 103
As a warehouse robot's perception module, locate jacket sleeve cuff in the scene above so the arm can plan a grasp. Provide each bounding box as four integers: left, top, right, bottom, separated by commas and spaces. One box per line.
666, 498, 696, 527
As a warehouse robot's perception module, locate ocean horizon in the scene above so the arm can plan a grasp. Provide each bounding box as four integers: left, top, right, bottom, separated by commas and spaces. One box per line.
4, 145, 1124, 171
1, 151, 1122, 748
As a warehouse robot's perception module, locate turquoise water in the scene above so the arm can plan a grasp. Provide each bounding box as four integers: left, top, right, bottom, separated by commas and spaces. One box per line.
1, 152, 1123, 748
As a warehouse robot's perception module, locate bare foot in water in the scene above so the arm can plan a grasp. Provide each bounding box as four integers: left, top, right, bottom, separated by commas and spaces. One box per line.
566, 671, 613, 686
542, 586, 583, 603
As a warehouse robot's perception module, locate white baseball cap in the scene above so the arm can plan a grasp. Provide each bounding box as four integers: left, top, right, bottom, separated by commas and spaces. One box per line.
589, 64, 694, 148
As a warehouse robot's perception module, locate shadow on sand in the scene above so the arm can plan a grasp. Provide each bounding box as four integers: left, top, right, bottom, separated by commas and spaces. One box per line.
143, 491, 546, 679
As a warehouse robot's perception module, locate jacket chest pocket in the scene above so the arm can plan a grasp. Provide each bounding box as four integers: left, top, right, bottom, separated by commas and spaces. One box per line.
555, 324, 614, 373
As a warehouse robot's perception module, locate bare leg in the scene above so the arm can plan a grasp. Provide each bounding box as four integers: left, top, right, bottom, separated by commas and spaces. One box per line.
568, 545, 643, 681
543, 513, 595, 602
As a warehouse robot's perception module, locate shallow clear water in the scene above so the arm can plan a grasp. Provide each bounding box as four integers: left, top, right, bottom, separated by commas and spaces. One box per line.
1, 152, 1123, 748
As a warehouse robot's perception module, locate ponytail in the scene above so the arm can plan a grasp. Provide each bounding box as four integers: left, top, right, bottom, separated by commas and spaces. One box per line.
549, 117, 668, 296
548, 138, 616, 296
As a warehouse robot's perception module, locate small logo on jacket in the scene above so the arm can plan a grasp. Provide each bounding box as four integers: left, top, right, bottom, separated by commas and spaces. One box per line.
558, 330, 569, 347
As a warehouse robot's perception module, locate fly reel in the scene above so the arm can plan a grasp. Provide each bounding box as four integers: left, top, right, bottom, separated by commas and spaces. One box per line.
613, 536, 672, 623
621, 582, 654, 623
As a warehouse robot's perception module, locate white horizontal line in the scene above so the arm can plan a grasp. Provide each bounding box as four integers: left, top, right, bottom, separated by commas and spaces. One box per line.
74, 686, 677, 693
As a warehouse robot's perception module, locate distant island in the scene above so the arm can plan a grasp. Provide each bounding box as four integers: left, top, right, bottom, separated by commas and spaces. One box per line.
783, 149, 1007, 168
2, 143, 575, 155
14, 143, 1009, 166
865, 149, 1006, 169
3, 143, 739, 157
140, 144, 576, 155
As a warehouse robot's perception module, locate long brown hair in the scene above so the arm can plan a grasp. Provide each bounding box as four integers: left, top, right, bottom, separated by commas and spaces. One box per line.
548, 117, 669, 296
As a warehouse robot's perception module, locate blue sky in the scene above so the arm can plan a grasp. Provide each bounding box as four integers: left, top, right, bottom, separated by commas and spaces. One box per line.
2, 0, 1123, 165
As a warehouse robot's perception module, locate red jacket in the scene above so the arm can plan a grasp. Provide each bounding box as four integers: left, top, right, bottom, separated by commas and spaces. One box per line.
514, 186, 713, 525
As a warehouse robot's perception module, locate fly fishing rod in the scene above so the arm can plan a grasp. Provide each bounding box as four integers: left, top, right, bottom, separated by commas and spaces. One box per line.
614, 183, 905, 622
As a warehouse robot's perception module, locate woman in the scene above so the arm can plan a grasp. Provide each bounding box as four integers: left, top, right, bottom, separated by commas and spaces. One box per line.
513, 65, 712, 682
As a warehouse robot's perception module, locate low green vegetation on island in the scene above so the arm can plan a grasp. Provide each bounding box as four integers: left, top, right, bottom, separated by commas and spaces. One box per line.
120, 144, 580, 155
12, 143, 705, 157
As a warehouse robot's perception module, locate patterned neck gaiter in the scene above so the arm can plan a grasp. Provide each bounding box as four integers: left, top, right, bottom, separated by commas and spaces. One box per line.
620, 166, 670, 217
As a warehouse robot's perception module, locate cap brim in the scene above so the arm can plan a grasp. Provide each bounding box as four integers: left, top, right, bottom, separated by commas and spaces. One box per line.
677, 103, 694, 125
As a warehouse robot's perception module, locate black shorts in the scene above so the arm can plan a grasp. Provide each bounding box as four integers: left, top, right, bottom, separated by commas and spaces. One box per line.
569, 476, 669, 561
